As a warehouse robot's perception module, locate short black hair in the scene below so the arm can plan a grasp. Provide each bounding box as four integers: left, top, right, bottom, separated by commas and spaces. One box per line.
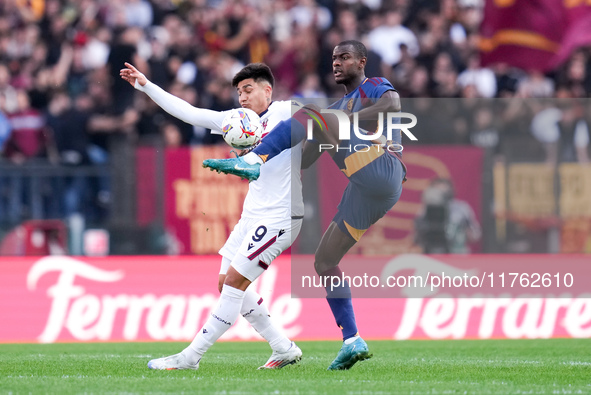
335, 40, 368, 59
232, 63, 275, 88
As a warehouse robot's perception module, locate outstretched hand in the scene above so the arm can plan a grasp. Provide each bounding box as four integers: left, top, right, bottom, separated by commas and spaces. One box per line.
120, 62, 147, 88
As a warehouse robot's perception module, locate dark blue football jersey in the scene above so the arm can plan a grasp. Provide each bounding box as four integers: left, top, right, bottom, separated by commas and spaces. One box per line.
329, 77, 400, 145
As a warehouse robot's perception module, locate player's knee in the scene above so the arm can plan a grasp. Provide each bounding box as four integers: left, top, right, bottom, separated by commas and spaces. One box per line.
314, 248, 335, 271
314, 259, 334, 275
314, 260, 322, 274
314, 252, 324, 273
218, 275, 226, 293
224, 267, 251, 291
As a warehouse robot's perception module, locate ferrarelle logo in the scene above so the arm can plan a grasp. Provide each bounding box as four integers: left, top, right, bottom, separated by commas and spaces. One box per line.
381, 255, 591, 340
26, 257, 301, 343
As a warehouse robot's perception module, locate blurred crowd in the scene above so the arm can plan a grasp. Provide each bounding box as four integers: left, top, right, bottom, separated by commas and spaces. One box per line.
1, 0, 590, 154
0, 0, 590, 229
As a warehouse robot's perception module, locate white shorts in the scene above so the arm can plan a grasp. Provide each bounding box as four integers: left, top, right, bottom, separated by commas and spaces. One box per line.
218, 216, 302, 282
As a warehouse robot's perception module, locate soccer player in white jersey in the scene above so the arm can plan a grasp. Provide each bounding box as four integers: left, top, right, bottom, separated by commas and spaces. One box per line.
120, 62, 304, 370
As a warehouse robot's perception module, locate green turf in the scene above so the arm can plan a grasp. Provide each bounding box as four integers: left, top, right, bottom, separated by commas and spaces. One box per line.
1, 339, 590, 394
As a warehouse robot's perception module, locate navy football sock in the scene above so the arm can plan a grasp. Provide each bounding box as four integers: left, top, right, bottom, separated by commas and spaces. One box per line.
322, 267, 359, 341
252, 118, 306, 162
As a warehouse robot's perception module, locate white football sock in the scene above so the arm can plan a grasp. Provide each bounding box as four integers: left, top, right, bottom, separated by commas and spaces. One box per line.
344, 335, 360, 345
241, 288, 292, 353
182, 284, 245, 365
243, 152, 264, 165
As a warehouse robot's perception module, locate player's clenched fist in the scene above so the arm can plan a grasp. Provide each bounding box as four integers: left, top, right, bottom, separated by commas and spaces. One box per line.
120, 62, 147, 88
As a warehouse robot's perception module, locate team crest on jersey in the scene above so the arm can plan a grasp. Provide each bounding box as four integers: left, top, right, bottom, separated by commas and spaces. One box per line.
262, 119, 268, 130
347, 99, 354, 111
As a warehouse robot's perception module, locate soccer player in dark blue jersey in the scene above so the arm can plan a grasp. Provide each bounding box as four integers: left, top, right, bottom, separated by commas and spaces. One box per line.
204, 40, 406, 370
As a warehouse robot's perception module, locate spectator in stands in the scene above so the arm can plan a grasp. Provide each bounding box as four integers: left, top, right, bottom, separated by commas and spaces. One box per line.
530, 101, 590, 164
123, 0, 154, 28
166, 82, 207, 145
493, 63, 520, 98
135, 93, 168, 145
457, 52, 496, 98
46, 90, 94, 218
518, 70, 555, 98
290, 0, 332, 32
107, 27, 149, 114
294, 73, 327, 99
557, 50, 589, 98
469, 105, 500, 152
406, 66, 431, 97
391, 43, 417, 94
335, 8, 360, 42
3, 89, 56, 223
368, 8, 419, 68
431, 52, 460, 97
146, 26, 172, 88
161, 121, 183, 149
81, 26, 112, 71
0, 64, 18, 114
4, 89, 54, 163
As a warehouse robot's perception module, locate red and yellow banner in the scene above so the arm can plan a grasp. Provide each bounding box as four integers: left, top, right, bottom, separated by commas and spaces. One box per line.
480, 0, 591, 70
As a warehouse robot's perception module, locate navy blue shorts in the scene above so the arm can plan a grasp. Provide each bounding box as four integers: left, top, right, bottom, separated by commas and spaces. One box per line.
332, 149, 405, 241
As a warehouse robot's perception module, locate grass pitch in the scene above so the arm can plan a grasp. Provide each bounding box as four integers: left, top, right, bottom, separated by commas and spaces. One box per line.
1, 339, 590, 394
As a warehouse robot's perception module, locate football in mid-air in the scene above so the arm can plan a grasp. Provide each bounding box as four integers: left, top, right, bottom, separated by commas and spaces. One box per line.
221, 108, 263, 149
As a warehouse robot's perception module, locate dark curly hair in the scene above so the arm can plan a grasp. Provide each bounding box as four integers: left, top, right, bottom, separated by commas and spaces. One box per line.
232, 63, 275, 88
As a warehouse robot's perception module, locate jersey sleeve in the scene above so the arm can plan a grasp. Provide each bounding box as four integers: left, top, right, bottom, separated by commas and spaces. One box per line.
137, 80, 228, 134
361, 77, 396, 103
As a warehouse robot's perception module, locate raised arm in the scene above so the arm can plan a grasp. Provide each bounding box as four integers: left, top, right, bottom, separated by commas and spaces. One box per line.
120, 62, 226, 133
354, 90, 401, 121
353, 90, 401, 146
